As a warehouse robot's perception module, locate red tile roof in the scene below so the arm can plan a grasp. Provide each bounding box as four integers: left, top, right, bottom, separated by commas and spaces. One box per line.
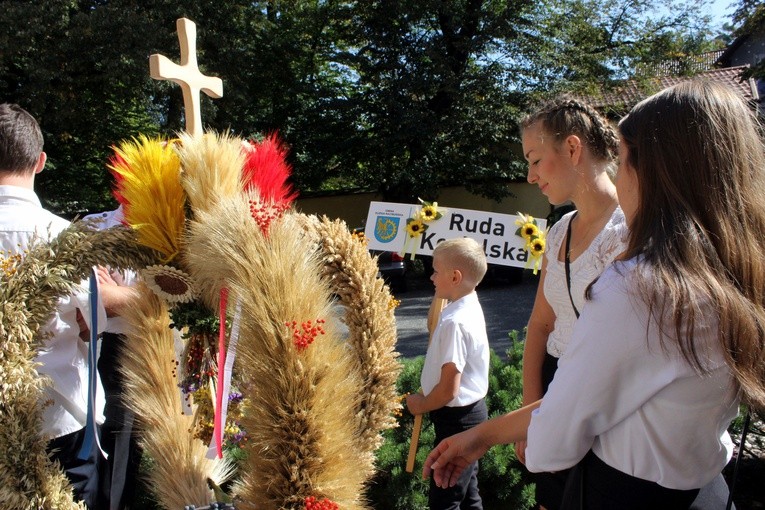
584, 66, 759, 115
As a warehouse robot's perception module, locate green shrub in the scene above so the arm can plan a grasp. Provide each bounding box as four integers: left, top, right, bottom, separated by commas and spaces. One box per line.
366, 332, 536, 510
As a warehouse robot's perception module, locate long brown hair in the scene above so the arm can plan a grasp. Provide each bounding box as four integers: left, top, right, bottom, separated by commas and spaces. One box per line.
619, 80, 765, 410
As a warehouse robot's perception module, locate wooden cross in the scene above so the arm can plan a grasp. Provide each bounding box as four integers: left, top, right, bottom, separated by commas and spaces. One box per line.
150, 18, 223, 137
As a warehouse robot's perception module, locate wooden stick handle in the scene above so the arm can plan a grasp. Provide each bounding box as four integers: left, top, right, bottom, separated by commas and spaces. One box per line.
427, 297, 447, 337
405, 296, 447, 473
406, 411, 423, 473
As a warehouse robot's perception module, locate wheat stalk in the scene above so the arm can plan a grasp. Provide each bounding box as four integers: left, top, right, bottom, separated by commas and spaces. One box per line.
0, 223, 155, 508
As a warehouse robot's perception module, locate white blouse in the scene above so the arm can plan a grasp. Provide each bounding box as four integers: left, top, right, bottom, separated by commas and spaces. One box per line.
526, 259, 738, 490
543, 208, 627, 357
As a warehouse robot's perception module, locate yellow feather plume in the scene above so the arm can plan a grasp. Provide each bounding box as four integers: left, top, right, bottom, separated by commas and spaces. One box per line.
109, 135, 186, 263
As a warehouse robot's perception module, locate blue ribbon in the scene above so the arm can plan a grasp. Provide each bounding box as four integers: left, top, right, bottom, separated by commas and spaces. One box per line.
77, 269, 100, 460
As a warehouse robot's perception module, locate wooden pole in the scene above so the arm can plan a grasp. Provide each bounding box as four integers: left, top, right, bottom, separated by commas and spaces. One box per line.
405, 296, 447, 473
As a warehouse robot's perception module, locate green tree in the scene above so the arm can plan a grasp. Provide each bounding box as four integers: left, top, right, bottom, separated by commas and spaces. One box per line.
0, 1, 172, 214
329, 0, 537, 202
0, 0, 724, 215
526, 0, 721, 93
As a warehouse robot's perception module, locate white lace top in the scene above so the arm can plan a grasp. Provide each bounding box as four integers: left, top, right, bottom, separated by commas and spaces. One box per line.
543, 207, 627, 357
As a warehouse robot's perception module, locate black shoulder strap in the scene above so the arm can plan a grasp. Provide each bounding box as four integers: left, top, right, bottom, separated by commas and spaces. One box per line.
564, 212, 580, 319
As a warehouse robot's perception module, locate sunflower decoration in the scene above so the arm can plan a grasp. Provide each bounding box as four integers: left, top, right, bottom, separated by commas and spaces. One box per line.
515, 212, 547, 275
143, 264, 197, 304
400, 199, 445, 260
529, 233, 546, 258
417, 199, 443, 222
519, 222, 540, 241
405, 217, 427, 238
513, 212, 535, 238
399, 216, 427, 261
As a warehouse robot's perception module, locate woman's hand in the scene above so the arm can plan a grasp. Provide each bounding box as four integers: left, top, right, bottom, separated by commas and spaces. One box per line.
422, 428, 489, 488
424, 401, 540, 487
514, 440, 527, 465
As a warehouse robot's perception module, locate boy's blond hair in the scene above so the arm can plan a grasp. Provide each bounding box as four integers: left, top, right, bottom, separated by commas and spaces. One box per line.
433, 237, 487, 287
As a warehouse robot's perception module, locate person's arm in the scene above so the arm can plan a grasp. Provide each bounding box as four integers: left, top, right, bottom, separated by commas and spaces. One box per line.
96, 266, 137, 317
75, 308, 90, 342
406, 362, 460, 415
522, 257, 554, 405
516, 257, 554, 464
72, 267, 131, 340
423, 399, 543, 487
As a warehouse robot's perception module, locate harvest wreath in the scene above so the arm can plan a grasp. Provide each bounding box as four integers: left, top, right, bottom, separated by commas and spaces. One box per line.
0, 132, 402, 509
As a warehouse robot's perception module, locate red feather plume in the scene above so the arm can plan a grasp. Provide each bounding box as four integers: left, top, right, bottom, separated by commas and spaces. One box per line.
241, 133, 297, 207
242, 133, 298, 234
108, 150, 130, 219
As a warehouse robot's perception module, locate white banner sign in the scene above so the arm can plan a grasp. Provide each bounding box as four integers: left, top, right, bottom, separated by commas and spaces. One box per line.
364, 201, 546, 269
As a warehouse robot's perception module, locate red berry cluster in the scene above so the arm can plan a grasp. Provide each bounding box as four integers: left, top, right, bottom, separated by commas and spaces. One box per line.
249, 200, 289, 233
304, 496, 339, 510
286, 318, 326, 351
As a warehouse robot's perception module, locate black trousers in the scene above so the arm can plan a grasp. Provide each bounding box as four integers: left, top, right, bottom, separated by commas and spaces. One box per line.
534, 354, 570, 510
47, 426, 102, 509
98, 332, 142, 510
560, 450, 700, 510
429, 399, 488, 510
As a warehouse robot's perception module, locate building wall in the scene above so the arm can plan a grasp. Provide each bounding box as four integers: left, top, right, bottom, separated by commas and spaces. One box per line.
295, 183, 553, 228
728, 31, 765, 68
726, 29, 765, 116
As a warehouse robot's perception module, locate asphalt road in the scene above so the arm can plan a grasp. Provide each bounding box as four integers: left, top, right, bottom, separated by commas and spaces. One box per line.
392, 271, 540, 359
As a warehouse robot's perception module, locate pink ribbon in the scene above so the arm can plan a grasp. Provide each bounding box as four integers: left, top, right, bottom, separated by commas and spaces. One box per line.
213, 287, 229, 458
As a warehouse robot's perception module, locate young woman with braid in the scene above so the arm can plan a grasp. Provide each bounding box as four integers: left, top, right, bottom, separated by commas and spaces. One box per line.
514, 97, 625, 510
422, 80, 765, 509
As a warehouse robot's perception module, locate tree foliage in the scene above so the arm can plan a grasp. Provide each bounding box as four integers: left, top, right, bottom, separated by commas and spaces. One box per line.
0, 0, 725, 215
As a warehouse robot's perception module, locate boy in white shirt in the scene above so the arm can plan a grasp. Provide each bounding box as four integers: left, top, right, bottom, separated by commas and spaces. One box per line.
407, 237, 490, 510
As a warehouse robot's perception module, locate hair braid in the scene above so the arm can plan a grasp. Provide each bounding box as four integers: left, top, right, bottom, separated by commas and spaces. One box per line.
521, 96, 618, 163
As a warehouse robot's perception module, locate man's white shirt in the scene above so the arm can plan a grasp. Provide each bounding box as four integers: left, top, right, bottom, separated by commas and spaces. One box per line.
0, 185, 106, 438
